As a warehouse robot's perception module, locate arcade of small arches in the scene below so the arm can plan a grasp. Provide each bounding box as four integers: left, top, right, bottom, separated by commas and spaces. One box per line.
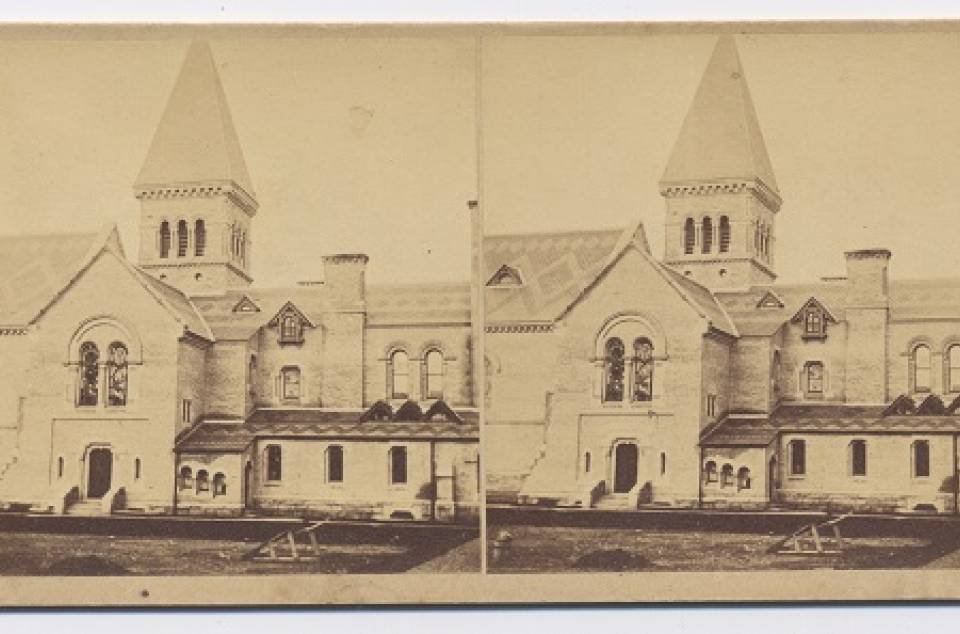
702, 460, 752, 491
157, 218, 248, 265
386, 346, 446, 401
681, 215, 772, 262
178, 465, 228, 497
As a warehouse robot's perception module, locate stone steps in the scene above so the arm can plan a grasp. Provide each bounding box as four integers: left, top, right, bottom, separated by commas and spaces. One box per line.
65, 499, 108, 516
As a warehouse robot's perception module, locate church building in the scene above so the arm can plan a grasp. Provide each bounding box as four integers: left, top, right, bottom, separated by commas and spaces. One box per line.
0, 42, 480, 522
484, 35, 960, 514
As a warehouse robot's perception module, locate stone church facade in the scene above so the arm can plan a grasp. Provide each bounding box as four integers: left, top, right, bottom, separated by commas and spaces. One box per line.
484, 36, 960, 515
0, 42, 479, 522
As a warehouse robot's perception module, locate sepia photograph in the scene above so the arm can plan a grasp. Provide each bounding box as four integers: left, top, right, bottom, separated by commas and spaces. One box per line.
481, 28, 960, 575
0, 31, 482, 577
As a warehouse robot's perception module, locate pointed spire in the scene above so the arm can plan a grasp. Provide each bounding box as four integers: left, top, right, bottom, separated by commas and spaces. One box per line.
135, 41, 255, 197
661, 36, 778, 196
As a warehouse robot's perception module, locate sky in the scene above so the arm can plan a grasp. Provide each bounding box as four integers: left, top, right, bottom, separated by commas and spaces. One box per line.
4, 28, 960, 286
0, 35, 478, 287
481, 30, 960, 283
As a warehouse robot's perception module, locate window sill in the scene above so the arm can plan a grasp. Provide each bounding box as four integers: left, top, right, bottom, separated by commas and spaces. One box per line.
787, 475, 806, 481
262, 481, 282, 488
801, 334, 827, 341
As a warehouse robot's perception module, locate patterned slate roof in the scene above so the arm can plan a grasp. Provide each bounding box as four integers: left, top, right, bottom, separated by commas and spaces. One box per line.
366, 282, 471, 326
176, 407, 479, 452
484, 227, 624, 324
701, 404, 960, 447
0, 231, 100, 326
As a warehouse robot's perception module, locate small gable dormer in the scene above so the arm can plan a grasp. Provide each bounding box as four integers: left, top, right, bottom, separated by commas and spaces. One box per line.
267, 301, 315, 345
487, 264, 524, 288
791, 297, 836, 341
756, 290, 784, 309
232, 294, 260, 314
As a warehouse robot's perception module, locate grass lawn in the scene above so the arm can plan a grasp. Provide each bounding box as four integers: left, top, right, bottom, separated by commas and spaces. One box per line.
0, 529, 479, 575
487, 524, 956, 572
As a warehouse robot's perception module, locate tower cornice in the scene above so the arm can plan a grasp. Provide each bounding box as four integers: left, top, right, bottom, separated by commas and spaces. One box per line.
134, 180, 259, 216
659, 177, 782, 212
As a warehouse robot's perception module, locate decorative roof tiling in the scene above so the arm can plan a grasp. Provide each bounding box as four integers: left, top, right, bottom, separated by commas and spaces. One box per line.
714, 283, 848, 336
701, 403, 960, 447
888, 278, 960, 320
176, 407, 479, 452
366, 282, 471, 326
483, 227, 628, 324
0, 231, 100, 326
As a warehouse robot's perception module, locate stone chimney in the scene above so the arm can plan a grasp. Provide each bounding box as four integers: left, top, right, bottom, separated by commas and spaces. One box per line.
843, 249, 891, 405
322, 254, 368, 307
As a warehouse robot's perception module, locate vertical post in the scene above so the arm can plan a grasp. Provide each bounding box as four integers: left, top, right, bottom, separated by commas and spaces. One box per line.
429, 440, 436, 522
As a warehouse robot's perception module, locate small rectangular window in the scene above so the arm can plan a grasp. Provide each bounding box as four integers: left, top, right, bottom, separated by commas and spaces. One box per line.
851, 440, 867, 476
914, 440, 930, 478
805, 362, 824, 396
389, 446, 408, 485
789, 440, 806, 476
181, 399, 192, 424
266, 445, 282, 481
327, 446, 344, 483
281, 367, 301, 400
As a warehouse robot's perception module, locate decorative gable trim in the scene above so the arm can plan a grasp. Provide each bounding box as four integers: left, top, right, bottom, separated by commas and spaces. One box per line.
756, 290, 784, 309
791, 296, 837, 341
486, 264, 524, 287
790, 297, 837, 324
266, 301, 316, 329
232, 294, 260, 313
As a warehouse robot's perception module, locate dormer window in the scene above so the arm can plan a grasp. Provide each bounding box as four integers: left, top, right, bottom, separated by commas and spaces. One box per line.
280, 314, 302, 344
792, 297, 834, 341
268, 302, 314, 345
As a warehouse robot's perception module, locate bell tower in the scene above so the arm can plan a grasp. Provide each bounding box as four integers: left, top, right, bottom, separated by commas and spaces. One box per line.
135, 41, 258, 295
660, 36, 781, 290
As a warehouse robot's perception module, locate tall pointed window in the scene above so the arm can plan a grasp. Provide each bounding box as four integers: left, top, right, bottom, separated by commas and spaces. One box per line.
177, 219, 188, 257
631, 337, 654, 402
701, 217, 713, 253
159, 221, 171, 258
913, 344, 932, 393
424, 349, 444, 399
683, 218, 695, 254
194, 219, 206, 257
947, 345, 960, 393
719, 216, 730, 253
390, 350, 410, 399
78, 341, 100, 406
603, 337, 626, 402
107, 342, 129, 407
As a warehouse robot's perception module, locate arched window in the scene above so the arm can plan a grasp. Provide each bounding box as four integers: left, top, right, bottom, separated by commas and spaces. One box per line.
701, 217, 713, 253
326, 445, 344, 483
178, 466, 193, 491
389, 446, 408, 485
584, 452, 592, 474
280, 366, 301, 400
603, 337, 626, 402
196, 469, 210, 493
719, 216, 730, 253
631, 337, 654, 402
159, 221, 171, 258
737, 466, 751, 490
720, 463, 734, 487
390, 350, 410, 399
212, 472, 226, 496
176, 219, 188, 257
266, 445, 282, 481
947, 345, 960, 393
424, 349, 444, 399
912, 440, 930, 478
194, 219, 206, 257
704, 460, 718, 484
850, 439, 867, 476
78, 341, 100, 406
106, 341, 128, 407
913, 344, 932, 392
789, 439, 806, 476
683, 218, 695, 254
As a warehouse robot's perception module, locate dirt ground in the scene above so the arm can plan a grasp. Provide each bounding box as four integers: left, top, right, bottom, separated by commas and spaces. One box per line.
0, 530, 479, 575
486, 524, 959, 572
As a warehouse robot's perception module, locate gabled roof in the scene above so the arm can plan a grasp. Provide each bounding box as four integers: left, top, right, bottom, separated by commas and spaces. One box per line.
232, 295, 260, 313
0, 225, 212, 341
483, 221, 737, 336
660, 35, 779, 196
487, 264, 524, 287
756, 290, 784, 309
266, 300, 316, 329
714, 283, 848, 336
135, 41, 255, 197
790, 296, 838, 324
